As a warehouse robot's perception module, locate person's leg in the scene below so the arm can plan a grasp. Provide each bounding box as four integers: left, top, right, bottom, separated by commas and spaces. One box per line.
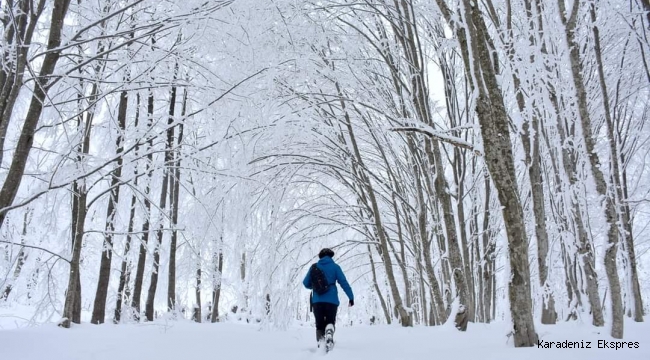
323, 304, 338, 350
324, 303, 338, 329
312, 302, 326, 343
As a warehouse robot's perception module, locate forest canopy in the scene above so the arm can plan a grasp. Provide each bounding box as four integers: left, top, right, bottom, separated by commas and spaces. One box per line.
0, 0, 648, 347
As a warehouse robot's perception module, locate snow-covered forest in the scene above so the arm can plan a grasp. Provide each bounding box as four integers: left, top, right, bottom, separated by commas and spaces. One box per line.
1, 0, 649, 352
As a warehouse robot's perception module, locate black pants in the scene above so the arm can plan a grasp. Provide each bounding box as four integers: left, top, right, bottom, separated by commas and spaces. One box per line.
312, 302, 338, 331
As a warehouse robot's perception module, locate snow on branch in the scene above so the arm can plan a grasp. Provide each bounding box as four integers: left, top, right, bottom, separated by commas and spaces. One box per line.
0, 240, 70, 263
389, 122, 482, 156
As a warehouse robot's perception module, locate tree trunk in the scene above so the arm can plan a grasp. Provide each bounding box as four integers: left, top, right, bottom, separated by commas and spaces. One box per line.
522, 108, 557, 325
193, 250, 202, 323
0, 0, 71, 229
508, 0, 557, 325
0, 0, 46, 167
620, 162, 644, 321
368, 245, 391, 324
210, 251, 224, 323
144, 169, 170, 321
61, 187, 86, 328
168, 82, 184, 312
454, 152, 475, 323
471, 204, 483, 323
418, 189, 447, 325
590, 3, 644, 323
145, 177, 171, 319
392, 1, 470, 327
430, 139, 470, 330
240, 252, 249, 312
145, 70, 178, 319
541, 36, 604, 325
558, 0, 624, 338
2, 210, 30, 300
114, 95, 142, 323
114, 188, 136, 324
61, 110, 94, 328
91, 82, 128, 325
340, 93, 412, 326
540, 118, 585, 319
460, 0, 538, 346
481, 173, 495, 323
131, 90, 155, 320
61, 32, 103, 327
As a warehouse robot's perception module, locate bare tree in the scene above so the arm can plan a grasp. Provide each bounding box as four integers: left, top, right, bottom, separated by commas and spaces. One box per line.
457, 0, 538, 346
91, 79, 129, 324
558, 0, 624, 338
0, 0, 72, 228
589, 2, 644, 323
210, 250, 224, 323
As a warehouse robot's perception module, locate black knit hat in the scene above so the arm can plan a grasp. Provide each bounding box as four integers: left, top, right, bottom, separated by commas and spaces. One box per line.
318, 248, 334, 259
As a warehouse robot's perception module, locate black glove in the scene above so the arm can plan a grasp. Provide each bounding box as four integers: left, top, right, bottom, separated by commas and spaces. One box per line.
349, 300, 354, 307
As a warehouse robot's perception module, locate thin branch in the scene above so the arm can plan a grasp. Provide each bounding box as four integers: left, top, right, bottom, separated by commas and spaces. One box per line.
390, 126, 481, 155
0, 241, 70, 263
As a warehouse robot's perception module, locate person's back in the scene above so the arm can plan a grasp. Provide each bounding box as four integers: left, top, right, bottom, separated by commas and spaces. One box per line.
303, 248, 354, 351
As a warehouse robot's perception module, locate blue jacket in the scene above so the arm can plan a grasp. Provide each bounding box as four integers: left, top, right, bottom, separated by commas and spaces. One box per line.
303, 256, 353, 306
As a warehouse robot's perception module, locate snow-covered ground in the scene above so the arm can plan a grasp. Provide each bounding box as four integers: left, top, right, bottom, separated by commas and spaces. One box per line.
1, 315, 648, 360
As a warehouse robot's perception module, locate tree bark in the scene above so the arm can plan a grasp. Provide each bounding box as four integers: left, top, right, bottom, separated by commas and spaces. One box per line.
454, 150, 475, 322
131, 90, 155, 320
2, 210, 30, 300
192, 250, 202, 323
507, 0, 556, 324
144, 171, 170, 321
459, 0, 538, 346
61, 91, 94, 328
168, 81, 184, 312
539, 20, 604, 323
145, 72, 178, 320
390, 1, 470, 328
114, 95, 141, 323
0, 0, 72, 229
210, 250, 224, 323
91, 81, 128, 324
338, 87, 412, 326
590, 3, 644, 323
558, 0, 624, 338
0, 0, 46, 167
481, 173, 495, 323
368, 245, 391, 324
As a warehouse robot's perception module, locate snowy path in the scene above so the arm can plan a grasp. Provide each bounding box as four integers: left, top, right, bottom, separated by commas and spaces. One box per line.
1, 319, 649, 359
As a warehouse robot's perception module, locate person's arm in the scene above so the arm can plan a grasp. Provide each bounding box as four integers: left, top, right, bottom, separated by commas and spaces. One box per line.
336, 265, 354, 301
303, 266, 313, 289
